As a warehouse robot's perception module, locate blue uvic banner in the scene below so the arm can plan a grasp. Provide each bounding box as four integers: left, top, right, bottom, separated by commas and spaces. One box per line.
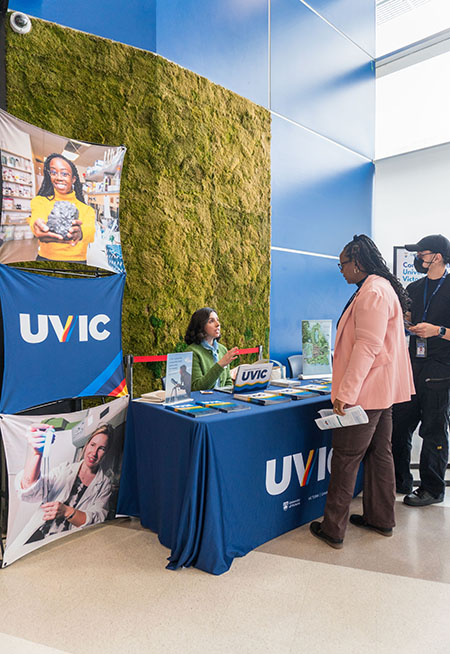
0, 264, 127, 413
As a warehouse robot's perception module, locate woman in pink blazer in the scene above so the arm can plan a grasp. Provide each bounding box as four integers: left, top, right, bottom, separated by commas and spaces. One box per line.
310, 235, 415, 549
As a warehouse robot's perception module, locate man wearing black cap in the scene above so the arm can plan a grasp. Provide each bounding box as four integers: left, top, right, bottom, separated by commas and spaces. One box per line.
392, 234, 450, 506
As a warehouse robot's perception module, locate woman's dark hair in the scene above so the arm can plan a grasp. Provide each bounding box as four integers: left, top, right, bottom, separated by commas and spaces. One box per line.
344, 234, 409, 312
37, 153, 86, 203
185, 307, 219, 345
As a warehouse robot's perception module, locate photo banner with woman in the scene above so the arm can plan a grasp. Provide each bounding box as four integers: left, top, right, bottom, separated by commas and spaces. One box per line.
0, 264, 127, 414
0, 108, 126, 273
0, 395, 129, 567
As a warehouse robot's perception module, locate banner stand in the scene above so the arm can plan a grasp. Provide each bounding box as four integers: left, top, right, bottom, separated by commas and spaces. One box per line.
1, 397, 85, 565
0, 431, 6, 561
0, 395, 129, 568
10, 265, 112, 279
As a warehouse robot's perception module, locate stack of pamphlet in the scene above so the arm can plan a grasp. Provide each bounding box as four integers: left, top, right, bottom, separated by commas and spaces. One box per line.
165, 402, 220, 418
269, 378, 303, 388
266, 387, 321, 401
138, 390, 166, 404
233, 391, 292, 406
198, 400, 251, 413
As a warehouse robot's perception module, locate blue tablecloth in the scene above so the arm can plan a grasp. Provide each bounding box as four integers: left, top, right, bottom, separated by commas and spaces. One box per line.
117, 391, 338, 575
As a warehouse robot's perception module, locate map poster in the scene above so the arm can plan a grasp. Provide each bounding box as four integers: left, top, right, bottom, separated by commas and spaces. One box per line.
164, 352, 193, 404
301, 320, 332, 377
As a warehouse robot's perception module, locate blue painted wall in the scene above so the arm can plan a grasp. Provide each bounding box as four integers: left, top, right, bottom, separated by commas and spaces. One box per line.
156, 0, 268, 108
9, 0, 375, 366
269, 1, 374, 365
9, 0, 157, 52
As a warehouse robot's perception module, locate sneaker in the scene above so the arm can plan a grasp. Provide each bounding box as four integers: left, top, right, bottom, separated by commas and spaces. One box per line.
403, 488, 444, 507
309, 521, 343, 549
349, 514, 393, 537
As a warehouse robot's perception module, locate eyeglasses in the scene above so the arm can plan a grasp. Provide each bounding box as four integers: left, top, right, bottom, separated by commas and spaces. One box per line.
49, 169, 72, 179
337, 260, 351, 271
417, 252, 436, 261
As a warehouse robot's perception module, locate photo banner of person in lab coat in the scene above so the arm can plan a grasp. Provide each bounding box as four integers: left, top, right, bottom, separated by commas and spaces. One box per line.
0, 108, 126, 273
0, 395, 129, 567
0, 264, 127, 414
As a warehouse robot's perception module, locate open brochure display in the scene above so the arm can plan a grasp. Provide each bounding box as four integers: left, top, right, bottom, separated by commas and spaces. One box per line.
165, 352, 193, 404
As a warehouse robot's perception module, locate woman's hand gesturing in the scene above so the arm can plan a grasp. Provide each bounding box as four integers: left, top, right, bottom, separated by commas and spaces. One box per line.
218, 347, 239, 368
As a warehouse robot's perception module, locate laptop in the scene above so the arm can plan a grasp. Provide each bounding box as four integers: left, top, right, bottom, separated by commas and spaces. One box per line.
217, 362, 274, 394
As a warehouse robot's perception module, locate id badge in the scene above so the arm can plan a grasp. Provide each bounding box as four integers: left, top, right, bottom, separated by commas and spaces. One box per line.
416, 338, 427, 358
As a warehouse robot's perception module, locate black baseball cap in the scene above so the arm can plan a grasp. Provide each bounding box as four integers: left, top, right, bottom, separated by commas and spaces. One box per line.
405, 234, 450, 259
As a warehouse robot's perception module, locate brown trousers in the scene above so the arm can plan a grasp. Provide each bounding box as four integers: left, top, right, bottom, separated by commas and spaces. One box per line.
321, 407, 395, 540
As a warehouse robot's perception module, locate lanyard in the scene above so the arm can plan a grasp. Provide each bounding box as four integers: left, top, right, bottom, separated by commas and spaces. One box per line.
422, 270, 447, 321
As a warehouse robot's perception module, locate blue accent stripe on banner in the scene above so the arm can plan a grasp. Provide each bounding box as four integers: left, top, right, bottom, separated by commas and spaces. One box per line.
78, 351, 123, 396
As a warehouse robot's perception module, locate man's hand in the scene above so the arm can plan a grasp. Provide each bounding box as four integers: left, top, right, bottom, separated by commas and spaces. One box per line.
408, 322, 439, 338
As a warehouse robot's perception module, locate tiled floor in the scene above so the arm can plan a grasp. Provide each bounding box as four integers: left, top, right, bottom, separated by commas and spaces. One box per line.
1, 490, 449, 654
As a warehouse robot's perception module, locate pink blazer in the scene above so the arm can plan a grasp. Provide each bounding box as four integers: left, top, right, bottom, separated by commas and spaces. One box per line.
332, 275, 415, 410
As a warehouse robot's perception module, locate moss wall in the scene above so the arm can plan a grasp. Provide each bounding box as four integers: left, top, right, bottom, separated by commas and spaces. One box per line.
5, 17, 271, 395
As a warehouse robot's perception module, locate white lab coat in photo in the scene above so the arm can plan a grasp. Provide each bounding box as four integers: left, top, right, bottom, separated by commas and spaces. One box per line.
3, 460, 112, 566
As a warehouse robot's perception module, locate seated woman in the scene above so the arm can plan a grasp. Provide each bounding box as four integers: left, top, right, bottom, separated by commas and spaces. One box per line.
185, 307, 239, 391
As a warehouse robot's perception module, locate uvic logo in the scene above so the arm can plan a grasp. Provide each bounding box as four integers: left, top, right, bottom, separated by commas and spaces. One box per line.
265, 446, 332, 495
241, 368, 270, 381
19, 314, 111, 344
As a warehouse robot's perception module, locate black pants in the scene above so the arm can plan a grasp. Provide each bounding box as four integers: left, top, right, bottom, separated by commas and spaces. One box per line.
392, 361, 450, 497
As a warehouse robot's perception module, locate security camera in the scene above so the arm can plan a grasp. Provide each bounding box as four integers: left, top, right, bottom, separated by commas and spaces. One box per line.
10, 12, 32, 35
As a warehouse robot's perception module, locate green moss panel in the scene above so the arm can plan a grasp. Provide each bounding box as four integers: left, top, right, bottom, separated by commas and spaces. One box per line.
5, 17, 271, 396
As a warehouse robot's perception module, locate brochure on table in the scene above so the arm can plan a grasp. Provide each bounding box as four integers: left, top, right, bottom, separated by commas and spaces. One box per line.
165, 351, 193, 404
301, 319, 332, 378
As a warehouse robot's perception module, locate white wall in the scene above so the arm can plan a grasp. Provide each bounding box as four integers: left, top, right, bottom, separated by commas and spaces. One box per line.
373, 142, 450, 270
376, 50, 450, 159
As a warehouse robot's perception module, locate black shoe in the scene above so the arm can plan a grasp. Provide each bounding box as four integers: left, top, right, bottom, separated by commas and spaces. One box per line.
349, 514, 393, 537
309, 521, 343, 549
403, 488, 444, 507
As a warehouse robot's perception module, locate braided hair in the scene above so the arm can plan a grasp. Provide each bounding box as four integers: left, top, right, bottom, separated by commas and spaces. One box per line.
37, 153, 86, 203
344, 234, 409, 313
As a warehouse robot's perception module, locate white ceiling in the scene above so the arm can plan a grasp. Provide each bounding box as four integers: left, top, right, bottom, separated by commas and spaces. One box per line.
376, 0, 450, 57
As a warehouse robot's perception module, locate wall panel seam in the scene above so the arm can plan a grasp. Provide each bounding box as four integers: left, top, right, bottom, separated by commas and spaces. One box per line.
270, 110, 373, 163
271, 246, 338, 260
298, 0, 374, 59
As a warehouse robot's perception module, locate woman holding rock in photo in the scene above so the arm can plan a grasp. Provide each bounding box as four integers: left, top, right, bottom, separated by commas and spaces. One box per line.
28, 153, 95, 263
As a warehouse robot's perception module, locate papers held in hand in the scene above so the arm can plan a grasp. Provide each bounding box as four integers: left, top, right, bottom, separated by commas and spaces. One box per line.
315, 406, 368, 430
